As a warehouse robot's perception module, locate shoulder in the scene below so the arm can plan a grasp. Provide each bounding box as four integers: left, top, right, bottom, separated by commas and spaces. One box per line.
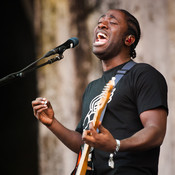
127, 62, 168, 100
83, 78, 102, 98
131, 63, 168, 115
85, 78, 101, 90
132, 63, 162, 75
131, 62, 167, 83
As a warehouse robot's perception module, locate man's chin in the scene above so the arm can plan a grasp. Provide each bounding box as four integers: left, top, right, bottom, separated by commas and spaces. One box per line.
92, 48, 104, 58
92, 45, 106, 56
92, 49, 111, 60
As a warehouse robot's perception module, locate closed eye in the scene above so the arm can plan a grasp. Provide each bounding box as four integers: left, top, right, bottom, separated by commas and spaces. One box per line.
110, 22, 118, 25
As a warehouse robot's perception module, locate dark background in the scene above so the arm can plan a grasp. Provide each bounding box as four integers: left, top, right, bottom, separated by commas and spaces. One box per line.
1, 1, 38, 175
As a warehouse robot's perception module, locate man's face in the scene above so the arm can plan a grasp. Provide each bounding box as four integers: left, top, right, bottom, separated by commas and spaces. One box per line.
93, 10, 128, 60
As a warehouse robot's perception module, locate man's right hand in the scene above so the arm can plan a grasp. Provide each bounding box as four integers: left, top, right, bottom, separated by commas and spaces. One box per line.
32, 97, 54, 126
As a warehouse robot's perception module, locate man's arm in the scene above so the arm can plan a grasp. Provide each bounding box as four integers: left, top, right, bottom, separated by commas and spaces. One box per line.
82, 108, 167, 153
32, 97, 83, 153
47, 117, 83, 153
119, 108, 167, 151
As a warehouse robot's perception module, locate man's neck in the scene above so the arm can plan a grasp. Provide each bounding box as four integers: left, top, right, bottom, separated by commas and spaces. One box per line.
101, 56, 131, 71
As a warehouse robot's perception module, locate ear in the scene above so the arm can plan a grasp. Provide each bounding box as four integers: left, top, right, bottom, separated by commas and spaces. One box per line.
125, 35, 135, 46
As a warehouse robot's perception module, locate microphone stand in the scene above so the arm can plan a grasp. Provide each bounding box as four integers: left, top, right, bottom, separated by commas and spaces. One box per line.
0, 54, 64, 87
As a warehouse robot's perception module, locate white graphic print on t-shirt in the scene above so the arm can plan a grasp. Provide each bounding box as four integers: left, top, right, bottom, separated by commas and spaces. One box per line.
83, 88, 116, 130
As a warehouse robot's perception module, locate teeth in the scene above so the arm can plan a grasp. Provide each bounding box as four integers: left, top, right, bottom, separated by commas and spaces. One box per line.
97, 32, 107, 39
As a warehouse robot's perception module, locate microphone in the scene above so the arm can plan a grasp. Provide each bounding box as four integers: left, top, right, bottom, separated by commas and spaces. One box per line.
44, 37, 79, 57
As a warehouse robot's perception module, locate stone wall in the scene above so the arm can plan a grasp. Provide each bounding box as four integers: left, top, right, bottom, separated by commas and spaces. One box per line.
35, 0, 175, 174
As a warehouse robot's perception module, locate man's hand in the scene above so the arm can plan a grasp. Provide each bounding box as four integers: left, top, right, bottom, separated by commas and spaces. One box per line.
32, 97, 54, 126
82, 122, 116, 153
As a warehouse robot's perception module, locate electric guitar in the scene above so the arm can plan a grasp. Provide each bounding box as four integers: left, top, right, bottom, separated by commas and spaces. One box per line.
72, 77, 115, 175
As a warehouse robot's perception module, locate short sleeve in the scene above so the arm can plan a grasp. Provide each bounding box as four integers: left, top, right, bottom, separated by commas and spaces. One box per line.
135, 65, 168, 115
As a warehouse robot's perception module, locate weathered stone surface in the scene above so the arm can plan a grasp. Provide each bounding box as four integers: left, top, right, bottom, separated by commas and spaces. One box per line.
35, 0, 175, 174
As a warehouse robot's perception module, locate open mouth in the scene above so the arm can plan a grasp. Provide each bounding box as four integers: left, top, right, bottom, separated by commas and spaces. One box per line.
93, 32, 108, 46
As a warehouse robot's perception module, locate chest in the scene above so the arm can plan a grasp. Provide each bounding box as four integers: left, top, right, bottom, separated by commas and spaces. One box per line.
82, 76, 141, 133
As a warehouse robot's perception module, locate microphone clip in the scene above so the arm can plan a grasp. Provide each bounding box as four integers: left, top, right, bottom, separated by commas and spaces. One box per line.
47, 54, 64, 64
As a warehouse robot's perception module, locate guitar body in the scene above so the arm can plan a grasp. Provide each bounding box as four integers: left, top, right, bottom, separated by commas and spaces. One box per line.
72, 78, 115, 175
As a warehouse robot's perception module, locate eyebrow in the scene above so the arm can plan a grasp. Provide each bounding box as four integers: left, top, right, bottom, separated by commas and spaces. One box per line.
98, 14, 120, 23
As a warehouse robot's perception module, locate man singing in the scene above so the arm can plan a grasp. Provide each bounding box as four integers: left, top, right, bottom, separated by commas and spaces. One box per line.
32, 9, 168, 175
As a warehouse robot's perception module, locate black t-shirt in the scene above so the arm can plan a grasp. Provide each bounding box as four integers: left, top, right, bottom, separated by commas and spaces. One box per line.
76, 62, 168, 175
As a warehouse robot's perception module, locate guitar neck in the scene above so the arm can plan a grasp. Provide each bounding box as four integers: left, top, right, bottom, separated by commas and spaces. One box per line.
93, 101, 107, 130
75, 143, 91, 175
74, 78, 115, 175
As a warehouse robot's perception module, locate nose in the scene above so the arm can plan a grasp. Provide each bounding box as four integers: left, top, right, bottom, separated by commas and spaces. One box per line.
98, 21, 108, 29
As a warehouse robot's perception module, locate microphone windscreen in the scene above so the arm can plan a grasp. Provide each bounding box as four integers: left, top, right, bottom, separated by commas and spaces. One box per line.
70, 37, 79, 48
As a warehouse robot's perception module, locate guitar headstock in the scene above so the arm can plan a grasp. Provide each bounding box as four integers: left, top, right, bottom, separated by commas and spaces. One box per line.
92, 77, 115, 129
98, 77, 115, 110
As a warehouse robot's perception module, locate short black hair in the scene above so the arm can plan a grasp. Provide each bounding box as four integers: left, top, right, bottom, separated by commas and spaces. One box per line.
119, 9, 141, 58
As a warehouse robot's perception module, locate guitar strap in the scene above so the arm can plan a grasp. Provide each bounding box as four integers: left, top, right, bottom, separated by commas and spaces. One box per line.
99, 60, 136, 123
